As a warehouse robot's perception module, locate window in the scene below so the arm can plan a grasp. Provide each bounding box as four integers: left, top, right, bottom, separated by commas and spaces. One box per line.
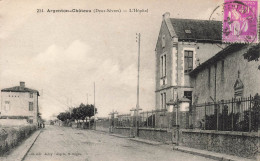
161, 35, 165, 48
161, 56, 163, 77
164, 92, 166, 109
5, 101, 10, 111
160, 54, 167, 77
160, 92, 167, 109
184, 91, 192, 104
208, 67, 211, 88
221, 60, 225, 82
28, 119, 33, 124
29, 102, 33, 111
184, 51, 193, 73
30, 93, 33, 98
164, 55, 166, 76
161, 93, 163, 109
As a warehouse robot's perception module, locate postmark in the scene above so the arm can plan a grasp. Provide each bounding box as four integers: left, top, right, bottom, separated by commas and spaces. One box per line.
222, 0, 258, 43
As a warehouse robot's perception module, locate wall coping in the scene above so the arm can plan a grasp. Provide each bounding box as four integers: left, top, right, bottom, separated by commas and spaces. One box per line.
114, 127, 172, 132
181, 129, 259, 138
114, 127, 131, 129
138, 127, 169, 132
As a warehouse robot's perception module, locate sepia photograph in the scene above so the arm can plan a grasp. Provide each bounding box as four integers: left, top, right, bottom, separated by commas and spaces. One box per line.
0, 0, 259, 160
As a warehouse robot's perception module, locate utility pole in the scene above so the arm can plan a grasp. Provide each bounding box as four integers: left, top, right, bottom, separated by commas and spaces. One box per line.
176, 94, 179, 146
94, 82, 96, 130
135, 33, 141, 136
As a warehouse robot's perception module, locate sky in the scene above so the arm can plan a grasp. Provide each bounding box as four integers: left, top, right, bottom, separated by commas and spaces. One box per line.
0, 0, 236, 119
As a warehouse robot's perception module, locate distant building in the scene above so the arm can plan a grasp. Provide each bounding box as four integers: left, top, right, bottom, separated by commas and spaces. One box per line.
1, 82, 40, 124
155, 12, 227, 126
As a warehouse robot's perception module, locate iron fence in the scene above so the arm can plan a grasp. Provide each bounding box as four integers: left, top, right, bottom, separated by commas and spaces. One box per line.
115, 114, 131, 127
139, 110, 157, 128
194, 94, 260, 132
108, 94, 260, 132
112, 109, 171, 128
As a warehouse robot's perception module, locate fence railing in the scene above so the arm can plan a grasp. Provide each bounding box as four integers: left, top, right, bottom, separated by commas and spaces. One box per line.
139, 110, 156, 128
116, 114, 131, 127
194, 95, 260, 132
112, 109, 171, 128
107, 94, 260, 132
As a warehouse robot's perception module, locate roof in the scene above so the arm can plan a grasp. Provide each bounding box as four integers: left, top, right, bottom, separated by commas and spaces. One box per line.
1, 86, 40, 96
189, 44, 248, 76
170, 18, 222, 42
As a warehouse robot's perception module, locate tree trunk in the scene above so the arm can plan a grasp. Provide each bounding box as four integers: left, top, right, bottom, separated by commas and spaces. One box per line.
89, 117, 91, 129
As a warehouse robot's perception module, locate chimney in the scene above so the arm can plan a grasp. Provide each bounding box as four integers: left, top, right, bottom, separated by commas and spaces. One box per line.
20, 81, 25, 90
163, 12, 170, 20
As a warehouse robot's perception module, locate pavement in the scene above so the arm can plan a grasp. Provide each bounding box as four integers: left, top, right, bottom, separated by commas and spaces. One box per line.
1, 126, 256, 161
173, 146, 255, 161
109, 133, 130, 138
0, 129, 42, 161
22, 125, 214, 161
128, 137, 166, 146
108, 132, 256, 161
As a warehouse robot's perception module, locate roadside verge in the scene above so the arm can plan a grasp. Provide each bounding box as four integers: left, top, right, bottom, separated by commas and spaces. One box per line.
0, 129, 42, 161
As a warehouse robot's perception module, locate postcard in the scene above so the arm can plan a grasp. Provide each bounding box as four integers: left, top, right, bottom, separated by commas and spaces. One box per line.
0, 0, 259, 161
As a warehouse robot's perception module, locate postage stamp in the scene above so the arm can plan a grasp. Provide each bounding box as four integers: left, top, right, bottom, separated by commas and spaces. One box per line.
222, 0, 259, 43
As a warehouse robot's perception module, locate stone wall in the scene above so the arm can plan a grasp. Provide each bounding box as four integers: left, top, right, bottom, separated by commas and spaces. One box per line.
0, 124, 37, 155
112, 127, 172, 143
96, 120, 110, 133
180, 129, 259, 159
112, 127, 132, 137
138, 128, 172, 143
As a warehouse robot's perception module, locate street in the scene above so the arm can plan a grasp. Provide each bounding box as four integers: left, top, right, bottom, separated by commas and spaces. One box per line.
23, 126, 214, 161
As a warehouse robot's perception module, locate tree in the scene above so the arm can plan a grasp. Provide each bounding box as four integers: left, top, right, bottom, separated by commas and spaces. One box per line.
243, 43, 260, 70
85, 104, 97, 119
71, 107, 80, 122
78, 103, 88, 121
85, 104, 97, 128
57, 112, 66, 122
57, 103, 98, 128
75, 103, 97, 122
57, 112, 71, 122
251, 93, 260, 131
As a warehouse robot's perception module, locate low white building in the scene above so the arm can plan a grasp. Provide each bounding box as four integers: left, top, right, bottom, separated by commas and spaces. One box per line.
0, 82, 40, 125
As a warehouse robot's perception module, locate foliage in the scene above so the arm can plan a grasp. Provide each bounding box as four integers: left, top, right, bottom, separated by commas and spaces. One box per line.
205, 94, 260, 132
57, 103, 97, 122
243, 43, 260, 70
57, 112, 71, 122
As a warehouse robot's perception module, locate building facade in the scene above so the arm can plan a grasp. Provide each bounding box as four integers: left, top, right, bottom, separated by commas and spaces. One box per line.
189, 44, 260, 128
1, 82, 40, 124
155, 12, 227, 127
